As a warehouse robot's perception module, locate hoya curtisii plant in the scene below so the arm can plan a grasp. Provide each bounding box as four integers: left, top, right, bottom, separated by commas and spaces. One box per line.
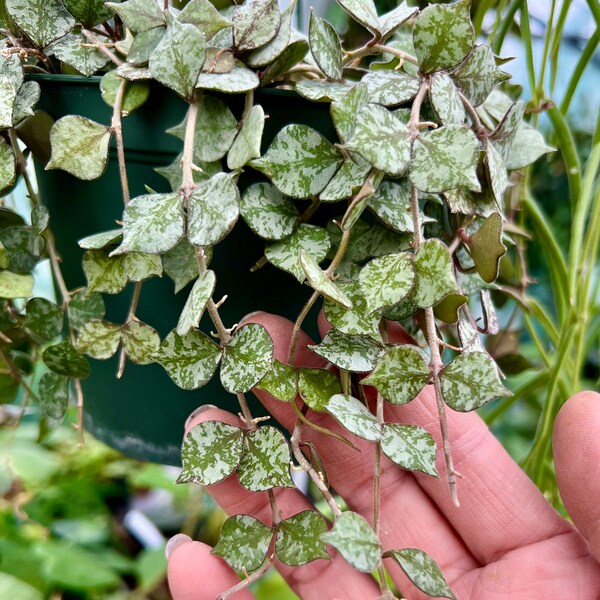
0, 0, 554, 597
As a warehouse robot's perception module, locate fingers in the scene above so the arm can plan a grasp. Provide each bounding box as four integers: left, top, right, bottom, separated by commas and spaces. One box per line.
554, 391, 600, 562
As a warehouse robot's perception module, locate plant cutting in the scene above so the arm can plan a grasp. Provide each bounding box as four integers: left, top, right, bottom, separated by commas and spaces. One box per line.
0, 0, 557, 597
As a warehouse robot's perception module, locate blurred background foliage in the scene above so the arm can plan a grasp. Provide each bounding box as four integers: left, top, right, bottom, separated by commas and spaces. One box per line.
0, 0, 599, 597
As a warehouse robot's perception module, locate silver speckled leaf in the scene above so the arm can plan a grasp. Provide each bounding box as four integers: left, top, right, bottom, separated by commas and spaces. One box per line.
276, 510, 330, 566
326, 394, 381, 441
361, 71, 420, 107
429, 73, 465, 125
176, 270, 216, 336
7, 0, 75, 48
310, 329, 383, 373
412, 239, 457, 309
232, 0, 280, 52
381, 423, 438, 476
309, 12, 342, 80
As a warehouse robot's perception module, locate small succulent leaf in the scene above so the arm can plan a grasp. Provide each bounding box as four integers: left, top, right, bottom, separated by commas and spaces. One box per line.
6, 0, 75, 48
379, 2, 417, 38
25, 297, 63, 341
212, 515, 273, 572
47, 116, 110, 181
309, 12, 343, 81
382, 292, 418, 322
346, 104, 411, 176
410, 126, 480, 193
155, 152, 218, 192
79, 229, 122, 250
0, 78, 17, 130
457, 317, 486, 353
358, 252, 415, 314
100, 71, 150, 113
121, 321, 160, 364
180, 420, 245, 485
247, 0, 295, 67
385, 548, 456, 599
504, 125, 554, 171
251, 124, 342, 199
75, 320, 122, 359
188, 173, 240, 247
335, 0, 380, 34
300, 251, 352, 309
39, 372, 69, 423
0, 271, 33, 298
178, 0, 230, 40
326, 394, 381, 441
123, 252, 163, 282
196, 62, 260, 93
68, 291, 105, 330
154, 329, 221, 390
443, 186, 497, 218
266, 224, 330, 282
452, 45, 510, 107
12, 81, 41, 125
259, 38, 309, 86
256, 358, 297, 402
433, 293, 468, 324
0, 226, 43, 274
0, 54, 23, 89
295, 80, 353, 103
116, 63, 153, 81
441, 351, 510, 412
240, 182, 299, 241
276, 510, 330, 566
319, 153, 372, 202
362, 345, 430, 406
466, 212, 506, 283
369, 179, 414, 233
321, 512, 382, 572
331, 83, 368, 143
232, 0, 280, 52
43, 340, 90, 379
298, 368, 342, 412
429, 73, 465, 125
484, 141, 507, 210
412, 239, 457, 309
221, 323, 273, 393
380, 423, 438, 476
201, 51, 234, 76
106, 0, 165, 32
63, 0, 115, 27
0, 138, 16, 193
489, 100, 525, 159
127, 27, 166, 67
83, 250, 128, 294
300, 441, 329, 487
310, 329, 383, 373
117, 193, 185, 254
480, 288, 499, 335
163, 240, 202, 294
413, 0, 474, 74
227, 104, 264, 170
361, 71, 420, 107
340, 179, 377, 231
50, 34, 110, 77
176, 270, 216, 336
237, 426, 294, 491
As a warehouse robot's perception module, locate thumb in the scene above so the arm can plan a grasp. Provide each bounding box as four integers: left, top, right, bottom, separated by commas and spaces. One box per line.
553, 390, 600, 562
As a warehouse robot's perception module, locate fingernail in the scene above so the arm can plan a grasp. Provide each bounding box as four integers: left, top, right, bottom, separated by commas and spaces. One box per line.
185, 404, 218, 430
165, 533, 192, 560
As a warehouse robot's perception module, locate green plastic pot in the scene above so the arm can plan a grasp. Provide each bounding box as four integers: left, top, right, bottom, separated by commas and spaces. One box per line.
31, 74, 337, 465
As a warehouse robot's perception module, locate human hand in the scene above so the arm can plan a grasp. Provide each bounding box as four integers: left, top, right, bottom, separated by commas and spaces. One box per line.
167, 313, 600, 599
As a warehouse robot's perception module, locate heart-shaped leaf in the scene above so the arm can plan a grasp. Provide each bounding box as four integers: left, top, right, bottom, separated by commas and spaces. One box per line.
163, 240, 202, 294
68, 291, 105, 330
176, 269, 216, 336
50, 34, 110, 77
121, 321, 160, 364
7, 0, 75, 48
319, 154, 372, 203
380, 423, 438, 476
247, 0, 295, 66
465, 212, 506, 283
43, 340, 90, 379
429, 73, 465, 125
412, 239, 457, 309
75, 319, 121, 359
276, 510, 330, 566
309, 11, 343, 81
330, 83, 369, 143
63, 0, 115, 28
196, 62, 260, 93
25, 297, 63, 341
39, 372, 69, 423
256, 359, 297, 402
369, 179, 415, 233
178, 0, 231, 40
326, 394, 381, 441
300, 251, 352, 308
361, 71, 420, 107
232, 0, 280, 52
297, 368, 342, 412
106, 0, 165, 32
83, 250, 127, 294
310, 329, 383, 373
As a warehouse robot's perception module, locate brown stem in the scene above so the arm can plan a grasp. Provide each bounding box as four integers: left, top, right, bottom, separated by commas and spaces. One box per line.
268, 489, 281, 526
82, 29, 123, 66
216, 559, 273, 600
236, 393, 256, 430
457, 90, 487, 140
73, 379, 85, 446
117, 281, 142, 379
288, 290, 319, 365
111, 78, 131, 205
181, 98, 200, 201
343, 44, 418, 66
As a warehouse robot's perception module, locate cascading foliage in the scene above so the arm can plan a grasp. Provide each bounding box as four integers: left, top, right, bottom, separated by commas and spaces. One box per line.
0, 0, 554, 597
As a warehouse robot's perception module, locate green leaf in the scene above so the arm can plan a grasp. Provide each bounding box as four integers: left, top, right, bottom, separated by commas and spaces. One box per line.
258, 38, 309, 86
358, 252, 415, 314
266, 224, 330, 282
309, 12, 342, 81
213, 515, 273, 572
117, 63, 152, 80
362, 345, 430, 406
429, 73, 465, 125
0, 271, 33, 298
440, 351, 510, 411
385, 548, 456, 599
237, 426, 294, 491
412, 239, 457, 308
361, 71, 420, 107
466, 212, 506, 283
321, 511, 382, 572
79, 229, 122, 250
12, 81, 41, 126
485, 142, 507, 209
180, 420, 244, 485
379, 2, 417, 38
247, 0, 295, 67
106, 0, 165, 32
39, 372, 69, 423
176, 269, 216, 336
336, 0, 379, 34
413, 0, 474, 74
155, 329, 221, 390
297, 368, 342, 412
154, 152, 218, 192
240, 182, 299, 241
196, 62, 260, 93
319, 153, 372, 202
0, 78, 17, 130
188, 173, 239, 247
178, 0, 230, 40
0, 226, 43, 274
251, 124, 342, 199
6, 0, 75, 48
51, 34, 110, 77
117, 193, 185, 254
0, 53, 23, 89
68, 291, 105, 329
83, 250, 127, 294
47, 116, 110, 180
43, 340, 90, 379
381, 423, 438, 476
369, 179, 415, 233
256, 358, 297, 402
0, 138, 16, 193
121, 320, 160, 364
75, 319, 121, 359
100, 71, 150, 114
63, 0, 115, 28
326, 394, 380, 441
299, 250, 352, 308
220, 323, 273, 393
276, 511, 330, 566
295, 80, 353, 103
452, 45, 510, 107
163, 239, 201, 294
0, 572, 43, 600
25, 297, 63, 340
127, 27, 165, 67
232, 0, 280, 52
504, 125, 554, 171
488, 100, 524, 159
433, 293, 467, 324
410, 126, 480, 193
310, 329, 383, 373
346, 104, 411, 176
149, 20, 206, 100
124, 251, 163, 282
330, 83, 368, 143
227, 104, 264, 170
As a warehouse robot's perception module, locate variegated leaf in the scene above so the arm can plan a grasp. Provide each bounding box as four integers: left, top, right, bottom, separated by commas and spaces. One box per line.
75, 319, 122, 359
380, 423, 438, 476
227, 104, 264, 170
100, 71, 150, 114
412, 239, 457, 308
176, 270, 216, 336
12, 81, 41, 125
79, 230, 121, 251
68, 291, 105, 330
300, 251, 352, 308
256, 358, 297, 402
276, 511, 330, 566
379, 2, 417, 38
6, 0, 75, 48
64, 0, 116, 27
485, 142, 507, 209
232, 0, 280, 52
196, 62, 260, 93
297, 368, 342, 412
39, 372, 69, 423
83, 250, 127, 294
361, 71, 420, 107
369, 179, 414, 233
127, 27, 165, 66
50, 34, 110, 76
0, 139, 16, 192
504, 125, 554, 171
429, 73, 465, 125
25, 297, 63, 341
259, 39, 309, 86
326, 394, 380, 441
163, 240, 201, 294
0, 271, 34, 298
336, 0, 379, 34
0, 78, 17, 130
247, 0, 295, 67
121, 321, 160, 364
295, 80, 353, 103
331, 83, 368, 143
310, 329, 383, 373
123, 252, 163, 282
43, 340, 90, 379
309, 12, 342, 81
319, 154, 371, 202
178, 0, 230, 40
106, 0, 165, 32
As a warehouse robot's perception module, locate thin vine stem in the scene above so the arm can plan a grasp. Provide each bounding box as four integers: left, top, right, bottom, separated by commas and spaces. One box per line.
216, 559, 273, 600
81, 29, 123, 66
